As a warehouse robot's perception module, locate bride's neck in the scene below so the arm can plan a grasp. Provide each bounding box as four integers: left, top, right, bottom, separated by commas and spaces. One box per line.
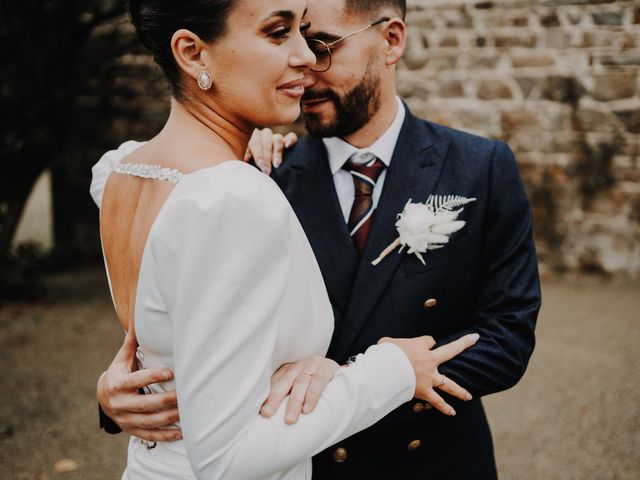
158, 98, 251, 163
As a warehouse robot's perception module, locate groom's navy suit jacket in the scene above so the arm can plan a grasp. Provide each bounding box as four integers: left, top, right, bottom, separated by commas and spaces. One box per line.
271, 106, 541, 480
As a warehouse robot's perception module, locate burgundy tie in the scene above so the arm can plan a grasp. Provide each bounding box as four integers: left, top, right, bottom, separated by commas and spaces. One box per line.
343, 152, 386, 255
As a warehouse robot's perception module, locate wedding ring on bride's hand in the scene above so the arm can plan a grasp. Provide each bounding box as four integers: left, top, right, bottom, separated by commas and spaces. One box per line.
436, 375, 446, 388
301, 371, 314, 376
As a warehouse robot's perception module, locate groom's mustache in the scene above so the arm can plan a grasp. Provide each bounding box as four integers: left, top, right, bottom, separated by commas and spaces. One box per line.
302, 89, 340, 103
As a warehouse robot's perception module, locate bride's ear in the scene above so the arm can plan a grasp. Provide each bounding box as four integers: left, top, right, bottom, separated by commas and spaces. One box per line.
171, 29, 212, 84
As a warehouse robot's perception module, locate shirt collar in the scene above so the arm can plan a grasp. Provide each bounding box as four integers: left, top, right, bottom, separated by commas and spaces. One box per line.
324, 96, 406, 175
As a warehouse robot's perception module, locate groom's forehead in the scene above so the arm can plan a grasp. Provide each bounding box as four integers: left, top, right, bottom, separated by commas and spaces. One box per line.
306, 0, 353, 29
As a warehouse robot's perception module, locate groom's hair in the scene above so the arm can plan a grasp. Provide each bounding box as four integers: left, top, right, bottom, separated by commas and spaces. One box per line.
345, 0, 406, 20
129, 0, 236, 100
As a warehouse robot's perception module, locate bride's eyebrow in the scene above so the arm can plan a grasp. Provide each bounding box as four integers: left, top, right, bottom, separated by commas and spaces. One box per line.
262, 8, 308, 22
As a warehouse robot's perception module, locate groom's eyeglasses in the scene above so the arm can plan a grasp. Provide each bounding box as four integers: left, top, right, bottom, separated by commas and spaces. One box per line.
306, 17, 391, 73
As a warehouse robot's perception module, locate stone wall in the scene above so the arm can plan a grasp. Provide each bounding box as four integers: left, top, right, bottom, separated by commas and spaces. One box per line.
92, 2, 640, 276
399, 0, 640, 276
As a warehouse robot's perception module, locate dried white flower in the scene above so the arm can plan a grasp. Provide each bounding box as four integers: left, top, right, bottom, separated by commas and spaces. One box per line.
372, 195, 476, 266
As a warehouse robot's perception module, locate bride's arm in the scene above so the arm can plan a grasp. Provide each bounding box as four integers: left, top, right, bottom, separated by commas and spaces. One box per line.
153, 171, 416, 480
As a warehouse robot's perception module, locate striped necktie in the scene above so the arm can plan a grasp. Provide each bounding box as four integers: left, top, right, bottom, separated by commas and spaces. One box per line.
343, 152, 386, 255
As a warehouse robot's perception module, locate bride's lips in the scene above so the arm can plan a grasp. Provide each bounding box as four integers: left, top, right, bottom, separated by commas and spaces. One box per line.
276, 79, 305, 99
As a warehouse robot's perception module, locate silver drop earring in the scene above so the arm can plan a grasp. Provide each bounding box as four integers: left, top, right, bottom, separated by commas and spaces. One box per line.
197, 71, 212, 91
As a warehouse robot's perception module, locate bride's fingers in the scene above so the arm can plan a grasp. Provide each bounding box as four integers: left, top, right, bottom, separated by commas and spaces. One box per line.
247, 129, 266, 168
283, 132, 298, 148
435, 375, 473, 401
259, 128, 275, 174
432, 333, 480, 364
272, 134, 285, 168
421, 388, 456, 417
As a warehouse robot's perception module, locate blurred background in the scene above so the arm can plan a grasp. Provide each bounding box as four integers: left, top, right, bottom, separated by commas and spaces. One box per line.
1, 0, 638, 479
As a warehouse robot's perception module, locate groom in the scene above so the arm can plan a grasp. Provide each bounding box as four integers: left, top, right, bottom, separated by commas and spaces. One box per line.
94, 0, 540, 478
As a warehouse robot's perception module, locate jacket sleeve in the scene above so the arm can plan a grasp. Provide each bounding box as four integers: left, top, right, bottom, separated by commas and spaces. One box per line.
437, 140, 541, 397
153, 170, 416, 479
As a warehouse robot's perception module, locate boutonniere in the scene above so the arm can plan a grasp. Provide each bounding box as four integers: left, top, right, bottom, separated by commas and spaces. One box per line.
371, 195, 476, 266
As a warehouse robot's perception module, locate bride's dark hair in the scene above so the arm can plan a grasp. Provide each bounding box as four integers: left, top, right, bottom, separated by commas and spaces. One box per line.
129, 0, 236, 99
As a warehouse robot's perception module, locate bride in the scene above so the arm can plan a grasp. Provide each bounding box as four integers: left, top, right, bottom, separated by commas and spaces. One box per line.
96, 0, 478, 478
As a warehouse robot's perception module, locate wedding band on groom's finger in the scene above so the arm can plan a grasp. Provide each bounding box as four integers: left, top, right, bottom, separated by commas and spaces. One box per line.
436, 374, 446, 388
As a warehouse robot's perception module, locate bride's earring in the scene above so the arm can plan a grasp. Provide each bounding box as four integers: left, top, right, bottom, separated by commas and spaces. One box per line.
197, 71, 212, 91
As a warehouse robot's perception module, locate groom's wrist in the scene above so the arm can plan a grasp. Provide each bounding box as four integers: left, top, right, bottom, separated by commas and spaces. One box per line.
98, 404, 122, 434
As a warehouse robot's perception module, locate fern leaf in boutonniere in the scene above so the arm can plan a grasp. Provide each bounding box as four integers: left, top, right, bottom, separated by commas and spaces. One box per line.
371, 195, 476, 266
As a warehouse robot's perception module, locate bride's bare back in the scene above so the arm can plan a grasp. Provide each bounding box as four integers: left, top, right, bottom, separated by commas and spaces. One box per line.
101, 147, 177, 333
100, 106, 240, 333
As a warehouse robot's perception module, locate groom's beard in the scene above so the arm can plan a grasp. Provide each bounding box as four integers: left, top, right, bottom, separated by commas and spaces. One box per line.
302, 63, 382, 139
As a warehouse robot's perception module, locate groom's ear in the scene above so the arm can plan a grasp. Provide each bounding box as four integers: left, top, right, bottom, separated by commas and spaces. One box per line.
382, 18, 406, 66
171, 29, 209, 82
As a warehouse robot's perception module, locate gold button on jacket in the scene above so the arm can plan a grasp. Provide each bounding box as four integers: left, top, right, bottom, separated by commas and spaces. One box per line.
412, 402, 425, 413
408, 439, 422, 451
423, 298, 438, 310
333, 447, 348, 463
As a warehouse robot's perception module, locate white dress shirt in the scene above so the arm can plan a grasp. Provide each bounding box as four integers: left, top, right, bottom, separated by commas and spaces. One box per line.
323, 96, 406, 222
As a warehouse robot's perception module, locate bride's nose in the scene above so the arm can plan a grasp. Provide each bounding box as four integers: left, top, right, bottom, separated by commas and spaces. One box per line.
290, 36, 317, 71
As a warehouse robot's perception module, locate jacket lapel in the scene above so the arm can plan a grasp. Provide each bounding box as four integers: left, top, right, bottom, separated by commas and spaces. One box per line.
282, 137, 359, 313
328, 112, 451, 360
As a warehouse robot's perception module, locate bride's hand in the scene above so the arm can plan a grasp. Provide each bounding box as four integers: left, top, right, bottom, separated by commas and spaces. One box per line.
378, 333, 480, 416
244, 127, 298, 174
260, 356, 339, 425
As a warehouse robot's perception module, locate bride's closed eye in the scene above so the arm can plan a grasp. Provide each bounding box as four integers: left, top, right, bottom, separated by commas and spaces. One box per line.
268, 25, 292, 39
268, 21, 311, 40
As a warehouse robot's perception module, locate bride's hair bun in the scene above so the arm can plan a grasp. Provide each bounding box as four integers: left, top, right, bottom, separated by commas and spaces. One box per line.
127, 0, 236, 100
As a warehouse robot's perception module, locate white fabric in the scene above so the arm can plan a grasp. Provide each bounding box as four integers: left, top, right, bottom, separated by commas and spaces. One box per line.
323, 96, 406, 222
92, 151, 416, 480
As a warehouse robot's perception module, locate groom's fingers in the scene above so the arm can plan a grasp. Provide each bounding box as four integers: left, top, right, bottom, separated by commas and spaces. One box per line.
127, 427, 183, 443
118, 409, 181, 431
112, 391, 179, 414
112, 332, 138, 365
285, 368, 316, 424
301, 362, 337, 415
114, 368, 173, 393
261, 364, 299, 418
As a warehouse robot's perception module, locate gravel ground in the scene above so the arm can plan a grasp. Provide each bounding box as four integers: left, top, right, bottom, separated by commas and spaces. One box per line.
1, 269, 638, 480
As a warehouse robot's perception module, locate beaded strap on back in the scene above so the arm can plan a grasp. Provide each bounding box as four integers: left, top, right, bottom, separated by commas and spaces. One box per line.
114, 163, 184, 184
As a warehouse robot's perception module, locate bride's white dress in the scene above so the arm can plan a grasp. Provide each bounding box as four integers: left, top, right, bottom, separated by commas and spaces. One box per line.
91, 141, 416, 480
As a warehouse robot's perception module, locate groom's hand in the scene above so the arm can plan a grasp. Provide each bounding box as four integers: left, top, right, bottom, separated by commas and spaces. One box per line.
260, 357, 339, 425
97, 332, 182, 442
244, 128, 298, 175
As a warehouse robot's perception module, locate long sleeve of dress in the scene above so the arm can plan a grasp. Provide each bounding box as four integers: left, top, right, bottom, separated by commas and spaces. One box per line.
150, 166, 416, 480
90, 140, 145, 207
